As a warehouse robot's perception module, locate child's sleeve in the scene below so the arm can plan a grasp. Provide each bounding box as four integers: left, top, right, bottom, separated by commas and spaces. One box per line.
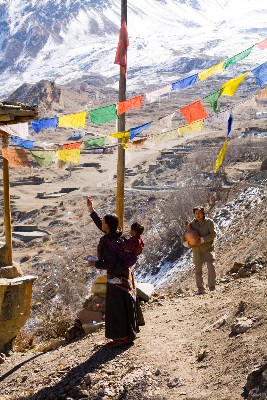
122, 236, 138, 252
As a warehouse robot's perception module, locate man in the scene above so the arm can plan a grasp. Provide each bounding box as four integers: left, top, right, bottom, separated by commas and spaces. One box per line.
184, 206, 216, 294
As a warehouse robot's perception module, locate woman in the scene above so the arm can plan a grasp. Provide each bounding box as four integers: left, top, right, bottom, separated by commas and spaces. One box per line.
87, 196, 139, 348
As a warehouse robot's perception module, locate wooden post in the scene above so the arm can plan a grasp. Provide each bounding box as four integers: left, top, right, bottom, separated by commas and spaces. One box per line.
2, 134, 13, 266
116, 0, 127, 231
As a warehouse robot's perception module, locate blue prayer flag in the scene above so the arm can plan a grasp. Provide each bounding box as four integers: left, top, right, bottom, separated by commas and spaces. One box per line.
130, 121, 153, 140
31, 117, 58, 134
252, 62, 267, 86
11, 136, 35, 150
227, 114, 233, 137
171, 74, 198, 91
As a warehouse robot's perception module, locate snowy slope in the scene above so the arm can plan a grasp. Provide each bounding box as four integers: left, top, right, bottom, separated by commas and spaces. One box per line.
0, 0, 266, 98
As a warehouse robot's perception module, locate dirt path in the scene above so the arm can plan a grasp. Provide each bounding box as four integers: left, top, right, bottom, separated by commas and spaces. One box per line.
0, 266, 266, 400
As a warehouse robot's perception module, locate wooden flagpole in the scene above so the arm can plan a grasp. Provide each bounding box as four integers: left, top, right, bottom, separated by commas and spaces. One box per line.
116, 0, 127, 231
2, 134, 13, 266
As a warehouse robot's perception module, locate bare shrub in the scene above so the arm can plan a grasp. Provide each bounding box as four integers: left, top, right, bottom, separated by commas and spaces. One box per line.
13, 328, 35, 352
34, 301, 75, 341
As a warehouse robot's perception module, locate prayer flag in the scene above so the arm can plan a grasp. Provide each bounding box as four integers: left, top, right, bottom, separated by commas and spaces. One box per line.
221, 73, 248, 96
127, 138, 148, 149
178, 120, 204, 136
145, 85, 172, 103
227, 114, 233, 137
108, 131, 130, 140
89, 104, 118, 124
204, 89, 222, 113
130, 121, 153, 140
153, 128, 179, 144
57, 149, 81, 164
252, 62, 267, 86
10, 136, 35, 150
1, 122, 29, 139
58, 112, 87, 128
198, 61, 225, 81
180, 101, 208, 124
256, 38, 267, 50
117, 95, 143, 115
1, 148, 30, 168
158, 113, 175, 129
213, 140, 228, 173
114, 20, 129, 76
224, 47, 253, 69
30, 150, 55, 167
63, 142, 82, 149
172, 74, 198, 90
206, 111, 231, 127
84, 137, 106, 148
31, 118, 58, 134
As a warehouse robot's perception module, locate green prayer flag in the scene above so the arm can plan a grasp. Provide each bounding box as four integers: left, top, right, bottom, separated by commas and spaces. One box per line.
204, 90, 222, 113
224, 46, 253, 70
84, 136, 106, 148
30, 150, 55, 166
89, 104, 118, 125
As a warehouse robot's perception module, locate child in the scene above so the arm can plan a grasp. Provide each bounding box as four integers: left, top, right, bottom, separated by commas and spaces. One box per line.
121, 222, 145, 257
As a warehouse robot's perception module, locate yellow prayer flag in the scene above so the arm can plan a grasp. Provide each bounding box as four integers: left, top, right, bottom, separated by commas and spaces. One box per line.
108, 131, 130, 139
178, 120, 204, 136
198, 61, 225, 81
56, 149, 81, 164
221, 73, 248, 96
213, 140, 228, 173
153, 128, 179, 144
58, 112, 87, 128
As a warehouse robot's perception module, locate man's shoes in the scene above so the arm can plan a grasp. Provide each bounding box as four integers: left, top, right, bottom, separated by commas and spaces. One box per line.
209, 287, 215, 291
195, 289, 206, 295
107, 337, 132, 348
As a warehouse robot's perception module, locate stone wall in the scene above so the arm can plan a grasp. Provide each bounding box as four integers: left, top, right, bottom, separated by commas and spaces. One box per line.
0, 274, 36, 352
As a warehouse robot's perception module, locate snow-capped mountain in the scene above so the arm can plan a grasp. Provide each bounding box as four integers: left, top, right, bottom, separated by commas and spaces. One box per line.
0, 0, 266, 98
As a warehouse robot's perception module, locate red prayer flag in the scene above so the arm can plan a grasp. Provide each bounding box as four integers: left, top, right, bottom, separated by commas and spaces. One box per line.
256, 38, 267, 50
63, 142, 82, 149
114, 20, 129, 76
179, 101, 208, 124
117, 95, 143, 115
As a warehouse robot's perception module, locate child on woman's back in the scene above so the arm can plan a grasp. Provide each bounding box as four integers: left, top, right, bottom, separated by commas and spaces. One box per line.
121, 222, 144, 256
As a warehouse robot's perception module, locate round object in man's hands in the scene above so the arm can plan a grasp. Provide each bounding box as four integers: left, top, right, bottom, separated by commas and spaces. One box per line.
184, 227, 200, 246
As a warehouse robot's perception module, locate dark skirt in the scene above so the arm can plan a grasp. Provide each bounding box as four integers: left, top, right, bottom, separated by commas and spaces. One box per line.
105, 282, 139, 342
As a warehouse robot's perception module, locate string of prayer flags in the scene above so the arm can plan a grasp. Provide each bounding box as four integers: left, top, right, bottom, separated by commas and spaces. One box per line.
221, 73, 248, 96
213, 140, 228, 173
198, 62, 225, 81
117, 95, 143, 115
1, 148, 30, 168
62, 142, 82, 149
171, 74, 198, 90
153, 128, 178, 144
31, 118, 58, 134
227, 114, 233, 137
127, 138, 148, 149
108, 131, 130, 149
89, 104, 118, 124
84, 136, 106, 148
145, 85, 172, 103
129, 121, 153, 140
56, 149, 81, 164
10, 136, 35, 150
158, 113, 176, 129
251, 62, 267, 86
30, 150, 55, 167
224, 47, 253, 70
58, 112, 86, 128
256, 38, 267, 50
114, 20, 129, 76
180, 101, 208, 124
204, 89, 222, 113
178, 119, 204, 136
1, 122, 29, 139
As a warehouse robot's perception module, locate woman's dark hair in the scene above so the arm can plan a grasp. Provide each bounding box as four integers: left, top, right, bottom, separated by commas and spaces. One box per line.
193, 206, 205, 215
131, 222, 144, 237
104, 214, 120, 233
